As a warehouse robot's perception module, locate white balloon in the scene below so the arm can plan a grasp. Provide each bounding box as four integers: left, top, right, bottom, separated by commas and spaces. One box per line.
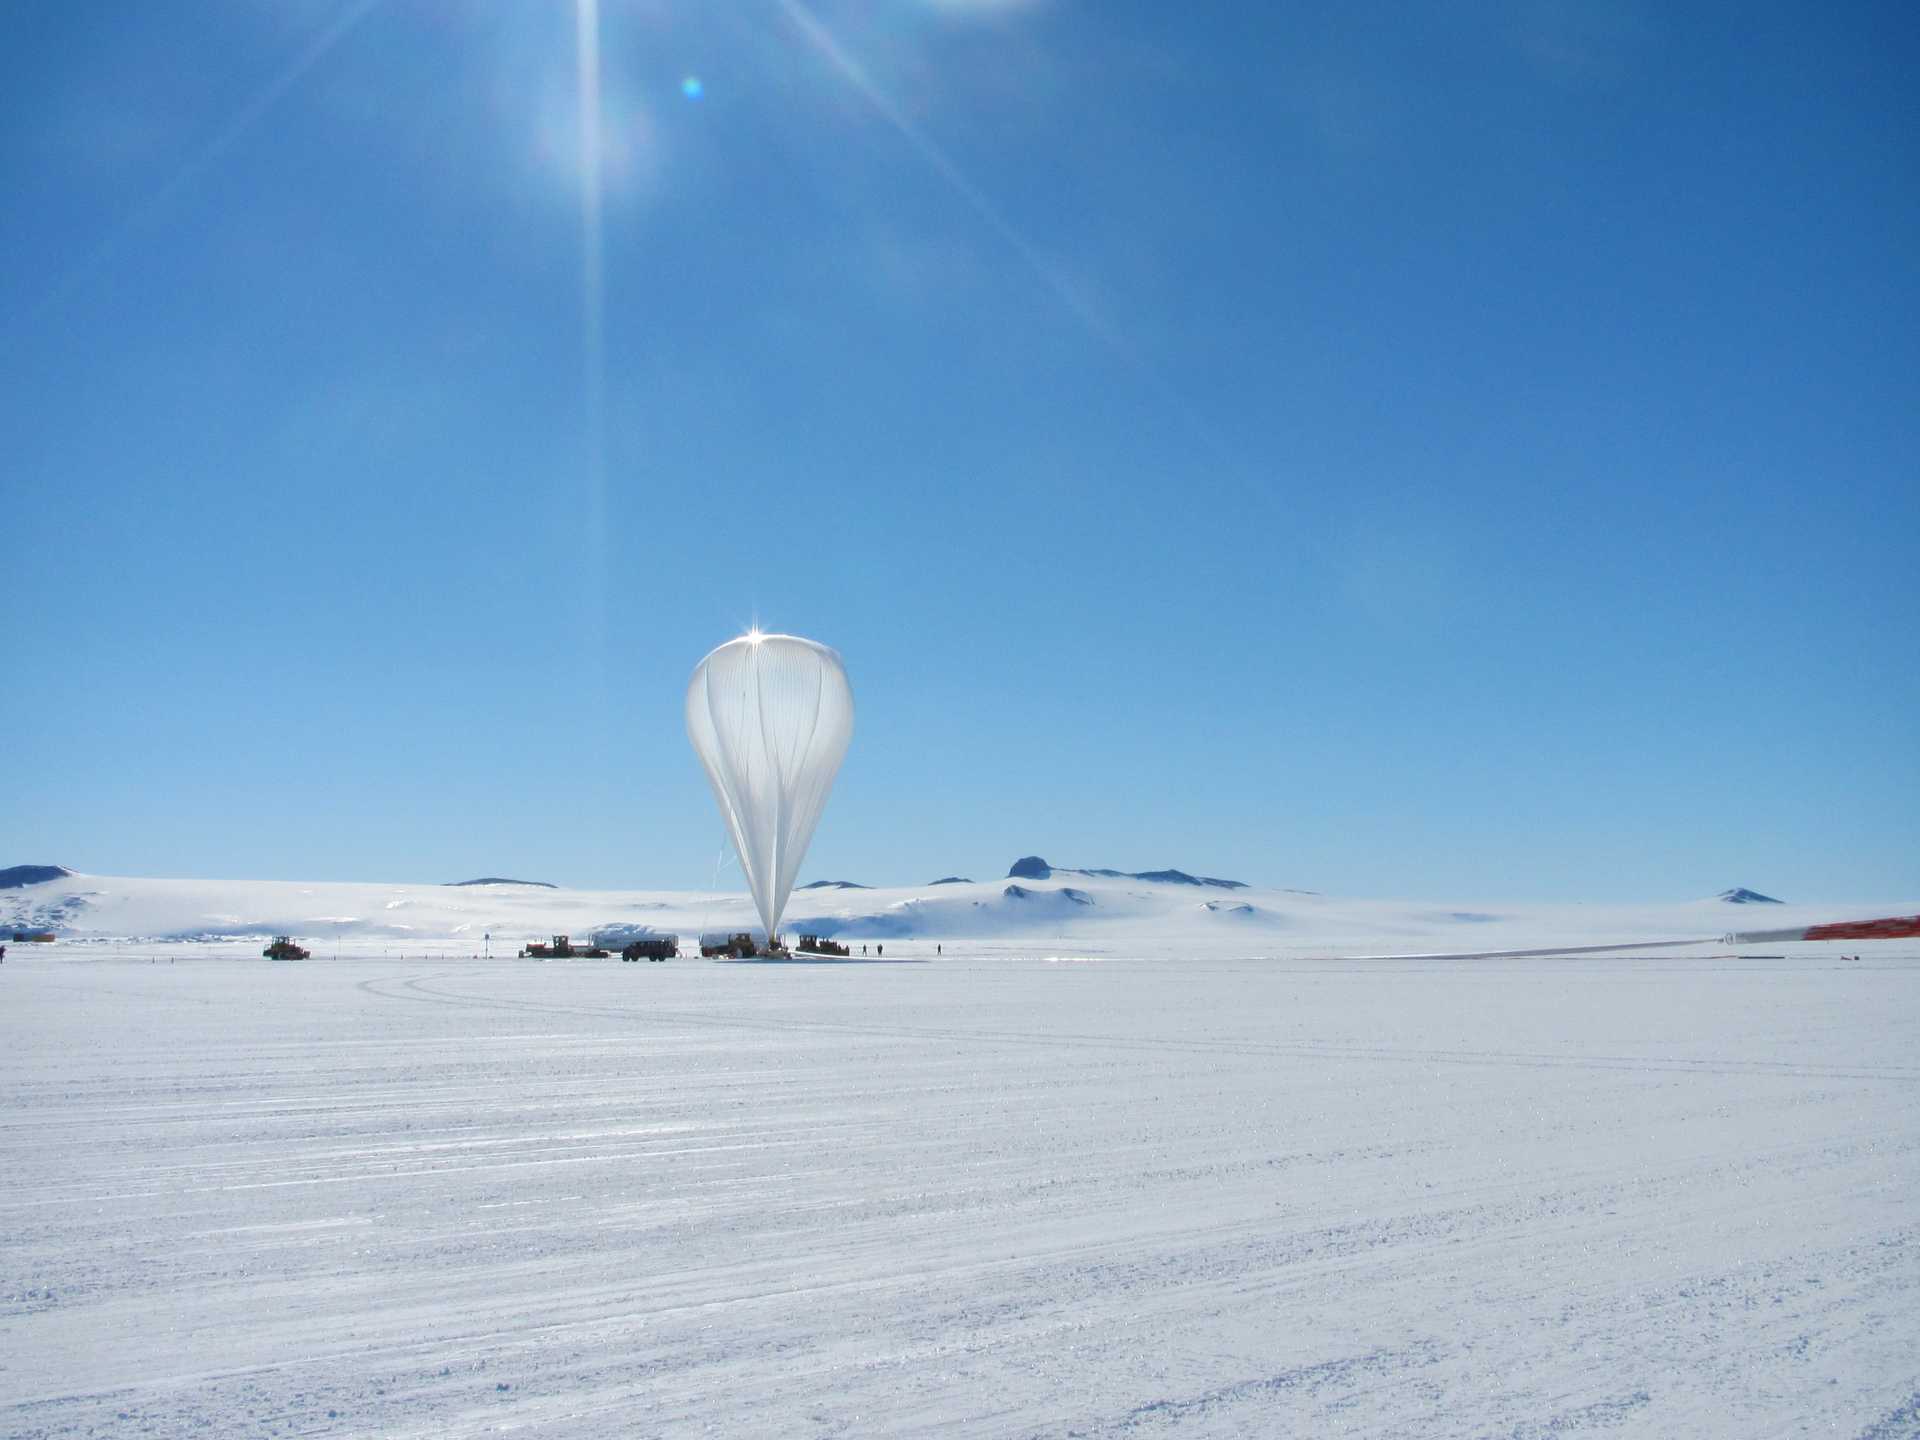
686, 633, 854, 942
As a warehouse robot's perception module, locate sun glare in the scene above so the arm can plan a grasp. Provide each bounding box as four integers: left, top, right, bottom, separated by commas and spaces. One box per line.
575, 0, 609, 681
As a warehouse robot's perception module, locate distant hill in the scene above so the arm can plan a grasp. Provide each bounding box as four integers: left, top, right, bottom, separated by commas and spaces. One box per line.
799, 880, 872, 890
0, 865, 73, 890
1007, 856, 1247, 890
445, 877, 557, 889
1, 866, 88, 933
928, 876, 973, 885
1717, 888, 1782, 904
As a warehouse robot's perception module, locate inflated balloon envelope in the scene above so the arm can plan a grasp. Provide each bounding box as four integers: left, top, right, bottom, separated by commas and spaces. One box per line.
686, 633, 855, 943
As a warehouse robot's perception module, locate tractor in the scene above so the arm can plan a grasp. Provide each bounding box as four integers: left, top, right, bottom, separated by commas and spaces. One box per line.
700, 932, 766, 958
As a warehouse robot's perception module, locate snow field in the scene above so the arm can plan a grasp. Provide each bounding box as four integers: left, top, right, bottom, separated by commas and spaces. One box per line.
3, 947, 1917, 1437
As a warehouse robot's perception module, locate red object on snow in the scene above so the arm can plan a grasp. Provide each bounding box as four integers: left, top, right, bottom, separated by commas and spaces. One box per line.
1801, 914, 1920, 942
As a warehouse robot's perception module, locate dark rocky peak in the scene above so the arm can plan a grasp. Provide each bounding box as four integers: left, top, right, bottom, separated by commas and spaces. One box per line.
1005, 857, 1246, 888
0, 865, 73, 890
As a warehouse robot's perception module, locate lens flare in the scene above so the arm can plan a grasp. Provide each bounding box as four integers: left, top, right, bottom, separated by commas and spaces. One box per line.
575, 0, 609, 686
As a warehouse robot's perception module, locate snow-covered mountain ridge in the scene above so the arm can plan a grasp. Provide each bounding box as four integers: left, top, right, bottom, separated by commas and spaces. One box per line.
1007, 855, 1249, 888
4, 865, 1906, 955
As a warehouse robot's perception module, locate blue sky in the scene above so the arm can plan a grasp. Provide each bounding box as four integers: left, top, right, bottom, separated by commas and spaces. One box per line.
4, 0, 1915, 900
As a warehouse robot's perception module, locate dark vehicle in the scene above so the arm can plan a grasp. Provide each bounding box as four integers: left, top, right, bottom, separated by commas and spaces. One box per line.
263, 936, 310, 960
621, 936, 678, 962
796, 934, 849, 957
519, 935, 610, 959
701, 931, 764, 958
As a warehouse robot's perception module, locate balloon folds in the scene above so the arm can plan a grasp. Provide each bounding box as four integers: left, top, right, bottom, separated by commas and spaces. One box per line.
686, 633, 854, 942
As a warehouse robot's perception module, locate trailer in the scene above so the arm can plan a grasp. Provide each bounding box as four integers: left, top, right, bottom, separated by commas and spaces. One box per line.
519, 935, 611, 959
796, 934, 850, 957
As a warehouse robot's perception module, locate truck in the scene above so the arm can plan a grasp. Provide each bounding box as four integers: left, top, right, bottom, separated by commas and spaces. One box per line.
263, 936, 310, 961
796, 934, 850, 957
621, 936, 678, 962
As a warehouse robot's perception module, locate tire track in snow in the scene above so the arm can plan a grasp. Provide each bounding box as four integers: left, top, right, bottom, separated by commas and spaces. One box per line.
371, 970, 1920, 1085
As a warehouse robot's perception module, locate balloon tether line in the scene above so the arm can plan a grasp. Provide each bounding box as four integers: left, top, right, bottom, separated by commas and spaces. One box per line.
698, 832, 733, 952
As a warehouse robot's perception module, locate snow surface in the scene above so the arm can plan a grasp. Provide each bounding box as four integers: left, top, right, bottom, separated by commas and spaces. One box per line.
4, 923, 1918, 1437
